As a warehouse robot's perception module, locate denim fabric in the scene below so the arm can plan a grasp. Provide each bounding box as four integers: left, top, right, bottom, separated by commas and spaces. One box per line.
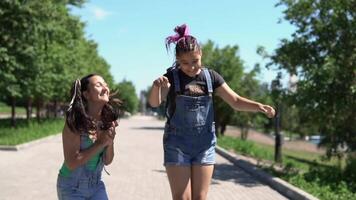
57, 135, 108, 200
163, 68, 217, 166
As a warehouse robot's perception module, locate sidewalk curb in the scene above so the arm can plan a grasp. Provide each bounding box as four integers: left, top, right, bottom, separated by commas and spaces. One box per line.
216, 146, 319, 200
0, 134, 59, 151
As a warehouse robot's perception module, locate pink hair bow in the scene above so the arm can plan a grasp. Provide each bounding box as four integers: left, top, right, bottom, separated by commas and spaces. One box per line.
165, 24, 190, 47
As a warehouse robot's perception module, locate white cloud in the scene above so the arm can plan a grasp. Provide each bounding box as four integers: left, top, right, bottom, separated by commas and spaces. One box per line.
90, 6, 112, 20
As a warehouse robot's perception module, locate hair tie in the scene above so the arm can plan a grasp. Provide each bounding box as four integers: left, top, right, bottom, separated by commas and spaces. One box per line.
67, 79, 81, 112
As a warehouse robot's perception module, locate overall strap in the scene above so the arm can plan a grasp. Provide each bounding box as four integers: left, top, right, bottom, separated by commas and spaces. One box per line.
79, 134, 89, 150
203, 68, 213, 94
172, 68, 181, 93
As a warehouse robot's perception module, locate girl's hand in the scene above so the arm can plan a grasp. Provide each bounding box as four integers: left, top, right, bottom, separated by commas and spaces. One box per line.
153, 76, 170, 88
96, 126, 115, 147
113, 120, 119, 127
108, 122, 117, 140
259, 104, 276, 118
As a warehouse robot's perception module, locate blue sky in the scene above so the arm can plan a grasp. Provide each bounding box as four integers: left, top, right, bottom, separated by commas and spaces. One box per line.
70, 0, 295, 94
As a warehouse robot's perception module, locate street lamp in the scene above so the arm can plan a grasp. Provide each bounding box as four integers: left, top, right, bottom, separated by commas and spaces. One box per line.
271, 72, 283, 163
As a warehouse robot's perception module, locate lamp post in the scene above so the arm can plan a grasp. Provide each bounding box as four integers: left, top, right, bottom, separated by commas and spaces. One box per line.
271, 72, 283, 163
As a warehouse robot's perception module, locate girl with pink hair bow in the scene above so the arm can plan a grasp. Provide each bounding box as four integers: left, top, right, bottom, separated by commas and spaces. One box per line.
149, 24, 275, 200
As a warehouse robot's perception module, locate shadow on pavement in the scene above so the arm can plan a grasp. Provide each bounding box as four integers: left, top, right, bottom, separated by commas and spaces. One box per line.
152, 164, 263, 188
212, 163, 262, 187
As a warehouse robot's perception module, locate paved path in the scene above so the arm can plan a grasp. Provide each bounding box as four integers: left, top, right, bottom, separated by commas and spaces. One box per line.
225, 126, 325, 154
0, 116, 288, 200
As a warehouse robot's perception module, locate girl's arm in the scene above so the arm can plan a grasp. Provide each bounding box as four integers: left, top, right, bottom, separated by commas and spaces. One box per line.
103, 143, 114, 165
102, 124, 117, 165
216, 83, 275, 118
62, 123, 110, 170
148, 76, 170, 107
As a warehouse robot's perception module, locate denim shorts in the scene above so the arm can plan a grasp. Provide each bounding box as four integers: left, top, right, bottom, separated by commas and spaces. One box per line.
163, 126, 216, 166
57, 175, 108, 200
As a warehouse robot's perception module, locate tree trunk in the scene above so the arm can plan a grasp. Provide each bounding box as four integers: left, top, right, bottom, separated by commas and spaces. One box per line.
11, 96, 16, 127
36, 101, 41, 122
274, 105, 282, 163
54, 100, 58, 118
220, 122, 226, 136
241, 122, 251, 140
46, 103, 50, 119
241, 126, 247, 140
26, 98, 33, 121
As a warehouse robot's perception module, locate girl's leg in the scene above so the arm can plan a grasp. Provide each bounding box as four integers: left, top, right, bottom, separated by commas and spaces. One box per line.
166, 166, 192, 200
191, 165, 214, 200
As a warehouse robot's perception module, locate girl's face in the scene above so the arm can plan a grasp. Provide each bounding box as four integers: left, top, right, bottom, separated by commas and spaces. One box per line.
83, 75, 110, 104
176, 50, 202, 77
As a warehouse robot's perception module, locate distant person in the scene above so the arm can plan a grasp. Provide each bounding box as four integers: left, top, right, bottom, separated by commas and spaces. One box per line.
148, 24, 275, 200
57, 74, 121, 200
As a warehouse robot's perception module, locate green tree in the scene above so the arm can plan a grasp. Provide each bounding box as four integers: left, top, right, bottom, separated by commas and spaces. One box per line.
0, 0, 114, 125
235, 64, 272, 139
115, 80, 139, 115
13, 0, 86, 120
0, 0, 39, 125
269, 0, 356, 156
202, 41, 243, 136
202, 41, 268, 137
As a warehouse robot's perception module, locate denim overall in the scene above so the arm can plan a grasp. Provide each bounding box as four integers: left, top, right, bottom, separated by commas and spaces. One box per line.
57, 135, 108, 200
163, 68, 217, 166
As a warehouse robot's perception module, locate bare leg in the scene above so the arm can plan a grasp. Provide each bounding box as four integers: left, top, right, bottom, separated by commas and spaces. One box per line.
166, 166, 192, 200
191, 165, 214, 200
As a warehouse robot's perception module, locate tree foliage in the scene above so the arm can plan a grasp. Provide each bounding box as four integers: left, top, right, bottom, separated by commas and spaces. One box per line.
270, 0, 356, 155
202, 41, 271, 137
115, 80, 139, 115
0, 0, 115, 126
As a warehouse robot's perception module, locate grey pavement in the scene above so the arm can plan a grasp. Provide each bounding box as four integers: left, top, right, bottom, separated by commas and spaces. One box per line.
0, 115, 289, 200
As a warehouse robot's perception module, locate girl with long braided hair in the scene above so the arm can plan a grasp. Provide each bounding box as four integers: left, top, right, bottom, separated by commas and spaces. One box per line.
57, 74, 121, 200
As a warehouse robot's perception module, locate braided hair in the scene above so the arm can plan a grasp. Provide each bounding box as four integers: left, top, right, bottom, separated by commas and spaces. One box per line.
165, 24, 200, 56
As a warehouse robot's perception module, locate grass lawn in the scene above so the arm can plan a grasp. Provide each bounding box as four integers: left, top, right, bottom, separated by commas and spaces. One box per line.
218, 136, 355, 200
0, 118, 64, 145
0, 102, 26, 115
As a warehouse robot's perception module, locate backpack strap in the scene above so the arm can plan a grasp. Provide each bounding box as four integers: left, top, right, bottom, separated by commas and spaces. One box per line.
172, 68, 181, 93
203, 68, 213, 94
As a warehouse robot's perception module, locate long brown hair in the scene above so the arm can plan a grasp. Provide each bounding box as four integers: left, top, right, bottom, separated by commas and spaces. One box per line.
65, 74, 122, 134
